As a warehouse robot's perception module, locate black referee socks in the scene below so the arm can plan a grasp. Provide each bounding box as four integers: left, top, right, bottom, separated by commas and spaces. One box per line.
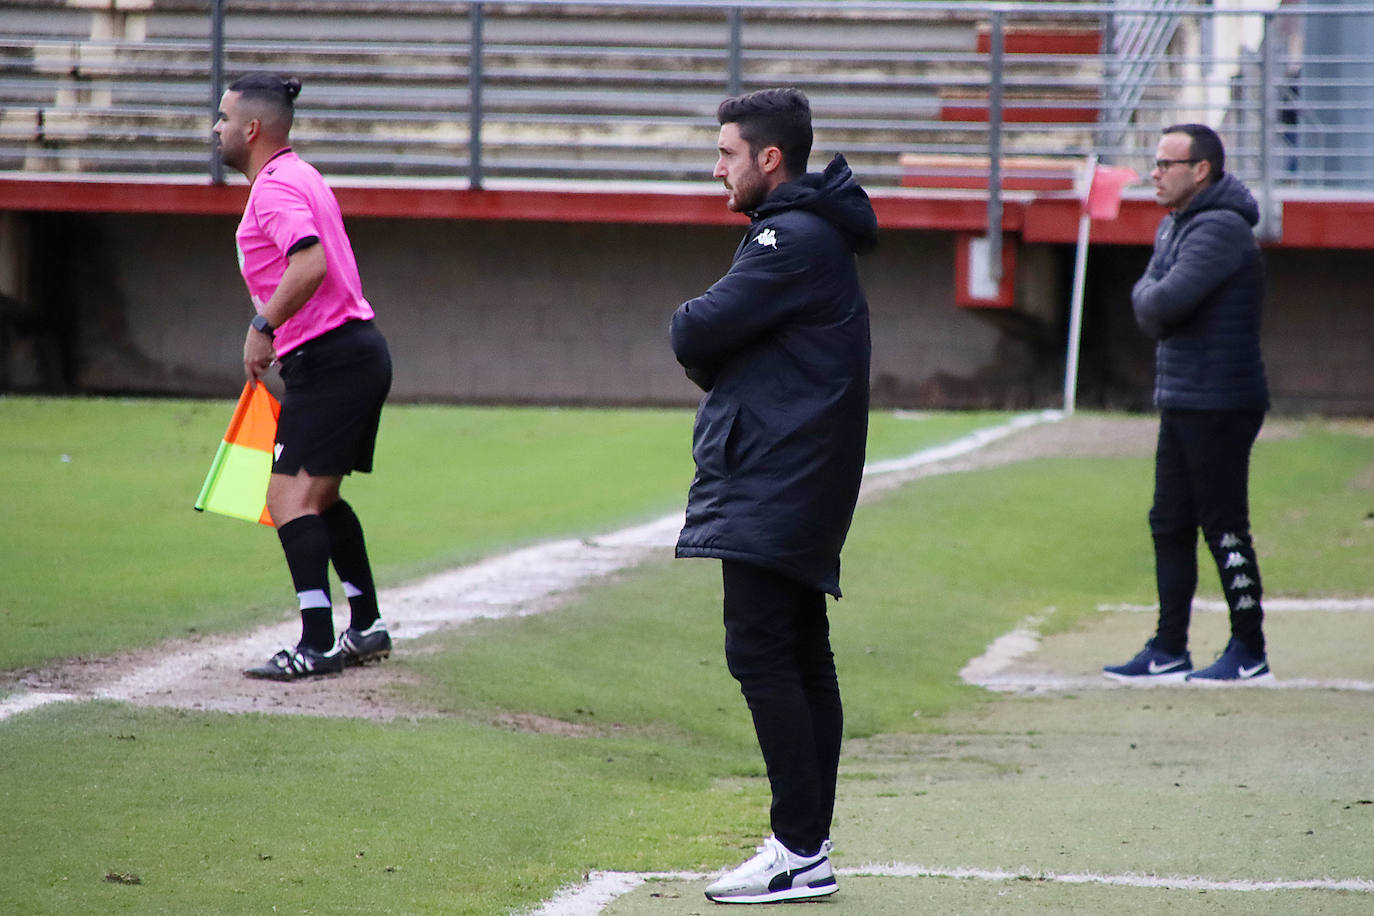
278, 514, 335, 652
322, 500, 381, 632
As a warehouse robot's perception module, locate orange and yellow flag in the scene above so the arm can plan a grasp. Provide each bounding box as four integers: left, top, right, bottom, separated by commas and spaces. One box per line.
195, 381, 280, 526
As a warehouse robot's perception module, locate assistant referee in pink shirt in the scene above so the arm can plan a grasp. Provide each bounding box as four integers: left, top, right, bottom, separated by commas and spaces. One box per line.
214, 73, 393, 680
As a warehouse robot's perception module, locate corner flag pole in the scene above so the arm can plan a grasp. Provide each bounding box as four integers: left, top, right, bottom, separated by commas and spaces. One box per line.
1063, 155, 1096, 415
1064, 157, 1138, 415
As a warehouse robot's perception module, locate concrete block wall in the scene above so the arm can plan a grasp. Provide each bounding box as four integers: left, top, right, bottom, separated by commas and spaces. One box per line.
1263, 249, 1374, 415
2, 209, 1372, 416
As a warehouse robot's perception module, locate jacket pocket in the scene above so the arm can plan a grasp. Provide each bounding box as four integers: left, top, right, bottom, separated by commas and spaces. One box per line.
723, 404, 782, 476
693, 403, 738, 480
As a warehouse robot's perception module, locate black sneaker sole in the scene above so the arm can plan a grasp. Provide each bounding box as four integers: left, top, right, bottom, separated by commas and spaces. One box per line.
243, 664, 343, 681
342, 648, 391, 667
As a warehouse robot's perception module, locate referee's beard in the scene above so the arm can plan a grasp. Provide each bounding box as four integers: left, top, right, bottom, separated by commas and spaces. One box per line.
217, 140, 248, 176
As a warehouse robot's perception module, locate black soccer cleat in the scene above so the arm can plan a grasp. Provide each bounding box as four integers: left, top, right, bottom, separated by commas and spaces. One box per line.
337, 620, 392, 666
244, 644, 345, 681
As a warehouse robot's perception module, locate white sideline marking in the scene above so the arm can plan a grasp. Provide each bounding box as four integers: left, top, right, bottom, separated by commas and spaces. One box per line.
846, 863, 1374, 894
87, 515, 690, 712
957, 613, 1048, 684
863, 409, 1061, 475
0, 412, 1054, 723
964, 600, 1374, 694
1102, 597, 1374, 613
514, 871, 705, 916
519, 864, 1374, 915
976, 673, 1374, 693
0, 691, 77, 719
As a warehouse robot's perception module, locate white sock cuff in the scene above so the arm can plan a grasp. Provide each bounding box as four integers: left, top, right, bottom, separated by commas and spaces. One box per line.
296, 589, 331, 610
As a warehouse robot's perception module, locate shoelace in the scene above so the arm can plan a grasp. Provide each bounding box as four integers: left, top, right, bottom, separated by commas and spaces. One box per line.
753, 839, 790, 870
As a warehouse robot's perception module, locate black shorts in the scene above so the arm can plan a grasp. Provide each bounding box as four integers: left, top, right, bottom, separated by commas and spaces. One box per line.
274, 319, 392, 477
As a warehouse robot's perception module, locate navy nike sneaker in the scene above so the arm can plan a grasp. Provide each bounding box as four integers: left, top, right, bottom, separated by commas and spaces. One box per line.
1103, 639, 1192, 682
1186, 638, 1273, 685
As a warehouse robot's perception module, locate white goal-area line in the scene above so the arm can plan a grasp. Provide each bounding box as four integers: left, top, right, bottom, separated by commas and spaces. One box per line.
519, 864, 1374, 916
846, 863, 1374, 892
1101, 597, 1374, 613
521, 593, 1374, 914
961, 599, 1374, 694
517, 417, 1374, 914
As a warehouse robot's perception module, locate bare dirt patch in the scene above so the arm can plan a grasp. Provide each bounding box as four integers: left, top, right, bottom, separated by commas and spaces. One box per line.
1, 515, 684, 724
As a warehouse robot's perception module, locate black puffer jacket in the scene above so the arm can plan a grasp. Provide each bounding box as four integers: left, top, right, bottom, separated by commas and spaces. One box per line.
671, 154, 877, 597
1132, 171, 1269, 410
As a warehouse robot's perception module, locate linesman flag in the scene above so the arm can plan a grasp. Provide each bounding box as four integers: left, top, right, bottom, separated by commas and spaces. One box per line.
195, 381, 280, 526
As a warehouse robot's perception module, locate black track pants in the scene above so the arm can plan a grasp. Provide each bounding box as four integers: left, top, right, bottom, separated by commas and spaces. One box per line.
721, 560, 842, 856
1148, 408, 1266, 656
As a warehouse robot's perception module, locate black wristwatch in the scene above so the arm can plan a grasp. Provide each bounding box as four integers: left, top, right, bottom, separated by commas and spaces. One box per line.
250, 314, 275, 336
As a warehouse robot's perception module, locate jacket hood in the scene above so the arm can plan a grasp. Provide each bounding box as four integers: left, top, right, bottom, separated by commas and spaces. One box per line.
753, 154, 879, 254
1177, 171, 1260, 227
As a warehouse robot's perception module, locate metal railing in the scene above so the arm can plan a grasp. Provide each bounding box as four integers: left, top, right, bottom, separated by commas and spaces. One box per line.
3, 0, 1374, 202
1099, 0, 1187, 152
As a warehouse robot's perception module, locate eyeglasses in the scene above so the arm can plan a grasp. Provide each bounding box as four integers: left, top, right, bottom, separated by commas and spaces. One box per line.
1153, 158, 1201, 171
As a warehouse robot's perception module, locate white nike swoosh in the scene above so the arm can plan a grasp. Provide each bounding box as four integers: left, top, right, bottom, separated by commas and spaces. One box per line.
1238, 662, 1267, 678
1147, 659, 1186, 674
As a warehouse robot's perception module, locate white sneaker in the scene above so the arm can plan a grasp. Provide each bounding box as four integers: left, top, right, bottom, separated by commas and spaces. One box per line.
704, 835, 837, 904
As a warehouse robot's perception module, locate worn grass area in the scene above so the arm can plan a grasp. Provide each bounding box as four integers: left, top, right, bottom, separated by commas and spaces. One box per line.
611, 873, 1372, 916
595, 427, 1374, 915
391, 425, 1373, 752
0, 397, 1001, 671
1, 411, 1369, 915
605, 690, 1374, 915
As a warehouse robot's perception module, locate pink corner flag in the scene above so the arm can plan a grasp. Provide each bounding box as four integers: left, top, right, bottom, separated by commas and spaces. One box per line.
1083, 165, 1138, 220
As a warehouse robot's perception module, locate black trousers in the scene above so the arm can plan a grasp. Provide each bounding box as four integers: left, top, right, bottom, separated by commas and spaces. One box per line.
721, 560, 842, 857
1149, 408, 1266, 656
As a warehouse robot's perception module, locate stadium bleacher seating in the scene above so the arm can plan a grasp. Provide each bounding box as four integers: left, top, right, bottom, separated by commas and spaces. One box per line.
0, 1, 1108, 186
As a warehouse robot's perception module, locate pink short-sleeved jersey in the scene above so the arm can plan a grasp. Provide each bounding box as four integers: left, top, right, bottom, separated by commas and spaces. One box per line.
236, 148, 374, 356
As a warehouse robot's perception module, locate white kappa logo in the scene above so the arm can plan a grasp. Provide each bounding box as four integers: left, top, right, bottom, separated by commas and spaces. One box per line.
756, 228, 778, 249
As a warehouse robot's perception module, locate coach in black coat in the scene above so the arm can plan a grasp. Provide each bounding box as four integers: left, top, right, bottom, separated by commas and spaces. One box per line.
1104, 123, 1273, 686
670, 90, 876, 902
1132, 168, 1269, 412
671, 153, 876, 598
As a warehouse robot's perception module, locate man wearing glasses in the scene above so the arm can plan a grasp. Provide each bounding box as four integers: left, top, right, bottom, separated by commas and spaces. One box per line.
1104, 124, 1273, 684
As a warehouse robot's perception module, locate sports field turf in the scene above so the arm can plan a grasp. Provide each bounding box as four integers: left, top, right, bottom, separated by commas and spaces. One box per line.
0, 398, 1004, 671
1, 400, 1370, 914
